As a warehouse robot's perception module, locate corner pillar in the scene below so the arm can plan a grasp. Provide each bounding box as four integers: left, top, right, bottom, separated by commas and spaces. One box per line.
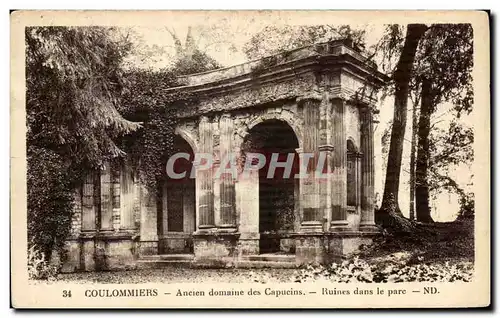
360, 107, 378, 231
295, 92, 329, 265
297, 94, 323, 232
330, 97, 349, 231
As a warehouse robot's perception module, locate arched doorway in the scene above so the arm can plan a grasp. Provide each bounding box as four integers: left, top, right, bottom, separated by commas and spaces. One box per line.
242, 119, 300, 254
159, 135, 196, 254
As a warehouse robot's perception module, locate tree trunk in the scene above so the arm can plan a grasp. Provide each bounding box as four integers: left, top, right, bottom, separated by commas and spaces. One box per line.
409, 102, 418, 220
165, 28, 184, 58
377, 24, 428, 231
415, 78, 434, 223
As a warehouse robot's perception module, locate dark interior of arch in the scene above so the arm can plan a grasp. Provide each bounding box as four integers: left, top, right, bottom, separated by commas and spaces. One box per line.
347, 139, 357, 207
243, 119, 299, 254
347, 139, 357, 153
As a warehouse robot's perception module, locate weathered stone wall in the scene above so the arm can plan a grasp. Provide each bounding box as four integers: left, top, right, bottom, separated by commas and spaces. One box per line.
62, 161, 140, 272
345, 103, 361, 149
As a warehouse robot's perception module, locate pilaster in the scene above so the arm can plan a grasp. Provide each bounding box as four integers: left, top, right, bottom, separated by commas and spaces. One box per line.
360, 107, 378, 231
218, 114, 237, 230
196, 116, 216, 230
297, 95, 323, 232
330, 97, 350, 231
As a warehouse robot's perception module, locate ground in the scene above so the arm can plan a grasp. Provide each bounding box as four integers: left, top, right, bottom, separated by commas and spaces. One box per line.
37, 267, 299, 284
358, 218, 474, 265
35, 219, 474, 284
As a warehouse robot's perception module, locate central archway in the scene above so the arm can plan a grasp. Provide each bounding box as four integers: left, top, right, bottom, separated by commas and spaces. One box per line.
242, 119, 300, 254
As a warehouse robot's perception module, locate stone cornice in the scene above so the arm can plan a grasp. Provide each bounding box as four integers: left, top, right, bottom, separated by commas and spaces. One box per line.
318, 144, 334, 152
296, 91, 323, 104
347, 151, 364, 159
169, 43, 387, 119
175, 40, 386, 88
167, 50, 387, 99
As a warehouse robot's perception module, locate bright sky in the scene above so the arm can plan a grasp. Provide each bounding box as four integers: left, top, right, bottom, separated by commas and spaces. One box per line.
124, 21, 472, 222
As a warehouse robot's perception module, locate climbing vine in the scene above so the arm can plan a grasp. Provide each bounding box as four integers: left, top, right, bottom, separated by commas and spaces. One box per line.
118, 68, 195, 191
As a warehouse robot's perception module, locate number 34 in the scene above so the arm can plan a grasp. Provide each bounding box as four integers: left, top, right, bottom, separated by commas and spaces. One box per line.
62, 290, 72, 298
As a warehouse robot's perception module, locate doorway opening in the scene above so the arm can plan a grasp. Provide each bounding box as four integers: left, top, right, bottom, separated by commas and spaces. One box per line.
243, 119, 299, 254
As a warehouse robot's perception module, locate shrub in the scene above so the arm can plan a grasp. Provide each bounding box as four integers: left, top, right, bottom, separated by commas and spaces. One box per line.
27, 146, 75, 264
293, 257, 473, 283
27, 244, 59, 280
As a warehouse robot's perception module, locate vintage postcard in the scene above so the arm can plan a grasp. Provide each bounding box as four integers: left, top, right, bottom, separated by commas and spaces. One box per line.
11, 10, 490, 308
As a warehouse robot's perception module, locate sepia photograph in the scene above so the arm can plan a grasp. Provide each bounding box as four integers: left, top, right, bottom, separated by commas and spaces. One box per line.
10, 10, 490, 308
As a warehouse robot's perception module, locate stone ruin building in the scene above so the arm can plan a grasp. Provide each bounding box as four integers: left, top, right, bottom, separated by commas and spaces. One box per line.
62, 40, 386, 271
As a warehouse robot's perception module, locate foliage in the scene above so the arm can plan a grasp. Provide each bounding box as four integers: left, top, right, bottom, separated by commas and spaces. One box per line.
26, 25, 223, 266
27, 145, 77, 261
430, 121, 474, 171
118, 68, 180, 190
413, 24, 473, 116
119, 63, 213, 190
26, 26, 141, 263
28, 244, 59, 280
173, 48, 221, 75
412, 24, 474, 220
293, 257, 473, 283
428, 169, 474, 219
457, 192, 475, 219
165, 26, 222, 75
26, 26, 141, 167
375, 23, 474, 222
372, 24, 406, 75
243, 25, 367, 60
117, 26, 222, 190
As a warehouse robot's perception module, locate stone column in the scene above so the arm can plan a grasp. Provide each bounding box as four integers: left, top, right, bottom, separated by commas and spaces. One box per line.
197, 116, 216, 230
330, 97, 349, 231
193, 116, 239, 267
355, 152, 363, 213
297, 95, 323, 232
218, 114, 237, 230
360, 107, 378, 231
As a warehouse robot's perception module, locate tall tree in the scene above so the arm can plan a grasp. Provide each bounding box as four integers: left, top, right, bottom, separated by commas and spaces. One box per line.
26, 26, 139, 259
377, 24, 428, 230
413, 24, 473, 222
26, 26, 140, 167
165, 26, 221, 75
415, 78, 434, 222
408, 94, 420, 221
